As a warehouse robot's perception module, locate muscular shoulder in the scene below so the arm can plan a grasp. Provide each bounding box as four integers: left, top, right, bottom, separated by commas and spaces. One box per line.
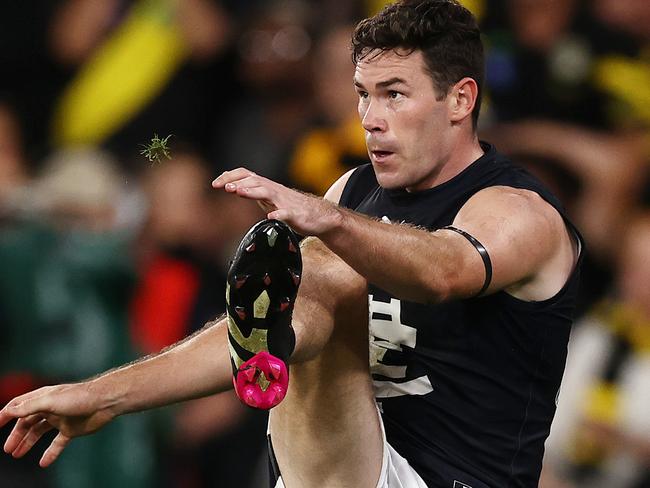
457, 186, 560, 235
451, 186, 577, 300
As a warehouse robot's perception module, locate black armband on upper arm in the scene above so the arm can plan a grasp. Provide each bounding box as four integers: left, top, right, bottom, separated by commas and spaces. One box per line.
441, 225, 493, 297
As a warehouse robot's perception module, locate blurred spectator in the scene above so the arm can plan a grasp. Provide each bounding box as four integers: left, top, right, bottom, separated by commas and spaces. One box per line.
590, 0, 650, 129
131, 153, 209, 353
288, 25, 367, 195
131, 150, 263, 352
0, 1, 70, 164
0, 102, 29, 206
543, 214, 650, 488
131, 152, 268, 488
482, 123, 646, 259
0, 148, 157, 488
48, 0, 241, 163
50, 0, 231, 66
594, 0, 650, 41
211, 0, 316, 182
0, 104, 42, 487
480, 0, 642, 130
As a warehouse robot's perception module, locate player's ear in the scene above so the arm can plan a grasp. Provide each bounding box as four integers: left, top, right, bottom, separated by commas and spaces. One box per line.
448, 77, 477, 124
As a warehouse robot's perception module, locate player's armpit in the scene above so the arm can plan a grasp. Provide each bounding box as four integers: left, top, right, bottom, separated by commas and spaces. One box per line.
448, 186, 577, 301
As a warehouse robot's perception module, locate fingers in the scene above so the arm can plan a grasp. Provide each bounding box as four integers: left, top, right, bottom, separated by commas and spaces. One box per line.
217, 175, 278, 203
10, 419, 54, 459
213, 170, 271, 197
0, 394, 33, 428
4, 414, 43, 454
212, 168, 257, 188
212, 170, 297, 210
1, 385, 77, 467
212, 169, 314, 231
40, 432, 71, 468
1, 388, 54, 423
267, 208, 293, 221
0, 405, 14, 429
232, 183, 274, 201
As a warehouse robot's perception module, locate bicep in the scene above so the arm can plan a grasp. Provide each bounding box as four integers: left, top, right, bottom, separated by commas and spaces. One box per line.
445, 186, 563, 297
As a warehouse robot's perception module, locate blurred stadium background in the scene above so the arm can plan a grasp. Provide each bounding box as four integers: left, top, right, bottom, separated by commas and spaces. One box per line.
0, 0, 649, 487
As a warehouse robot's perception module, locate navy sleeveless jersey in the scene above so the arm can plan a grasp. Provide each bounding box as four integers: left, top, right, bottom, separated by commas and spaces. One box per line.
339, 142, 583, 488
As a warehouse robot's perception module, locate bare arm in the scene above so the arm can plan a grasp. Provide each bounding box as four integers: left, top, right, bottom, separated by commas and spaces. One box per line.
94, 318, 233, 414
0, 317, 233, 467
325, 186, 574, 302
213, 170, 576, 303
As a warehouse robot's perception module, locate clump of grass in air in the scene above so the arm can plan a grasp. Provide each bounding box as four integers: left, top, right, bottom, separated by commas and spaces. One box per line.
140, 134, 173, 165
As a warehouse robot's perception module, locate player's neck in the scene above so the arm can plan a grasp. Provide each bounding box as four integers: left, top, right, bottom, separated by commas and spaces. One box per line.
406, 136, 484, 192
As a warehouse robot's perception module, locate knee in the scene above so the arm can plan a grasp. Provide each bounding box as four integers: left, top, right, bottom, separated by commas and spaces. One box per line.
300, 237, 367, 306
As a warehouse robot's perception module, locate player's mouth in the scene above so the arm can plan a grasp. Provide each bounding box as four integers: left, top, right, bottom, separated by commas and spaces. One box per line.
371, 150, 395, 163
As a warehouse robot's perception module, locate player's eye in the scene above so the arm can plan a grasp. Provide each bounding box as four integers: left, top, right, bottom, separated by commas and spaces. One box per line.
388, 90, 401, 99
357, 91, 369, 99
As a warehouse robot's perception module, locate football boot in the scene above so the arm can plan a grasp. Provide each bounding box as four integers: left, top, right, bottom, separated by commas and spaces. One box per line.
226, 219, 302, 409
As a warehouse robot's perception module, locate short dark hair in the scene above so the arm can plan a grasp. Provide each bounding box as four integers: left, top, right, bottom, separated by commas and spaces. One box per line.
352, 0, 484, 128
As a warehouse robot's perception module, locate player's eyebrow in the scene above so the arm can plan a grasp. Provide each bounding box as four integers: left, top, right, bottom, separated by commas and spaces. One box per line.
354, 77, 408, 90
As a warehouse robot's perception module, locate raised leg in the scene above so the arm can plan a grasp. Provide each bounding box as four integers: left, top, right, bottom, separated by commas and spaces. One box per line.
270, 237, 383, 488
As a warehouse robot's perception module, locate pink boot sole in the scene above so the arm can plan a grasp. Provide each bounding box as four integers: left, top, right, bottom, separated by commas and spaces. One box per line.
233, 351, 289, 409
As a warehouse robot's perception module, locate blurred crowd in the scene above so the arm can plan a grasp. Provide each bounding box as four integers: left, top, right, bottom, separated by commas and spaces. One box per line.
0, 0, 649, 487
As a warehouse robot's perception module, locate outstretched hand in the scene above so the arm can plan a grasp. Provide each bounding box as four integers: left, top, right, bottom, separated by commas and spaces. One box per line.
0, 383, 115, 467
212, 168, 343, 237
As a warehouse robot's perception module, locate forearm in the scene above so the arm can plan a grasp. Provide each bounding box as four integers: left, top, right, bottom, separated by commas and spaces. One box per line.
90, 317, 232, 417
321, 209, 470, 303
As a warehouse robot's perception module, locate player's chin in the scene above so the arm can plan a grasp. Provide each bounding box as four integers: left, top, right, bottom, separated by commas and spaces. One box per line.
373, 166, 406, 190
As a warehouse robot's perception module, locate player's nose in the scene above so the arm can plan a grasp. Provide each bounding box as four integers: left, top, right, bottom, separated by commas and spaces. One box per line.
361, 101, 388, 132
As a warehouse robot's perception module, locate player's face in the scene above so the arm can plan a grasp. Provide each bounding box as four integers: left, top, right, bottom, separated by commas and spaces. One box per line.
354, 49, 453, 191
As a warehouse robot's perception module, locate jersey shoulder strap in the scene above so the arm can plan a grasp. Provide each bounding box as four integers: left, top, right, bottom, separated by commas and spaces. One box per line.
338, 164, 377, 209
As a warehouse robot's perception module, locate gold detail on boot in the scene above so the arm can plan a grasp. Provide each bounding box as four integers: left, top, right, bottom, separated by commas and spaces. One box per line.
266, 227, 278, 247
254, 290, 271, 319
257, 372, 271, 392
228, 316, 268, 354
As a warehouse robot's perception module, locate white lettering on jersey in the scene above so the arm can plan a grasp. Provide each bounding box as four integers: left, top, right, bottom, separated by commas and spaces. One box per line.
369, 295, 434, 398
453, 481, 473, 488
373, 376, 434, 398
